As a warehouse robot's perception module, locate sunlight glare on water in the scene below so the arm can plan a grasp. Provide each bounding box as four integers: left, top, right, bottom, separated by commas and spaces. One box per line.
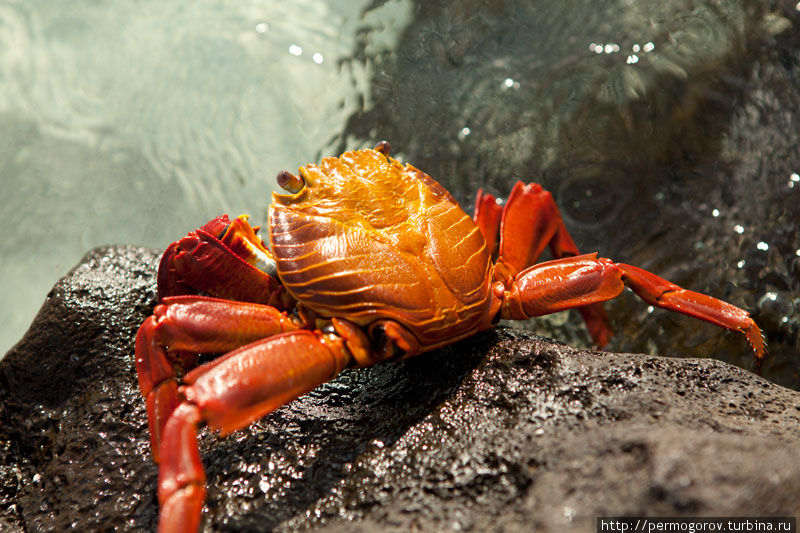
0, 0, 412, 356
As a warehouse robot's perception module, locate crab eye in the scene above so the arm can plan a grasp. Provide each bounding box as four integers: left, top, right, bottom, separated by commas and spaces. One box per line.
276, 170, 305, 193
374, 141, 390, 156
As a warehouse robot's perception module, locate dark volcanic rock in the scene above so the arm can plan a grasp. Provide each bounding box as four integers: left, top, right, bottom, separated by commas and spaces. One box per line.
1, 246, 799, 532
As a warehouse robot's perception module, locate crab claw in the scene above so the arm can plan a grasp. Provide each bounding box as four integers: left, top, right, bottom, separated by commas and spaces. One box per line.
157, 215, 293, 310
156, 215, 231, 299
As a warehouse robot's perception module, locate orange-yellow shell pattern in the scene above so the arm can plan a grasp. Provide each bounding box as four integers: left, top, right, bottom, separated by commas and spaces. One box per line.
268, 148, 494, 349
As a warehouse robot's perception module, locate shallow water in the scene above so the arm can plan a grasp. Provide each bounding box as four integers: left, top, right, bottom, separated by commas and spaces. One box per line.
2, 0, 798, 388
0, 0, 409, 355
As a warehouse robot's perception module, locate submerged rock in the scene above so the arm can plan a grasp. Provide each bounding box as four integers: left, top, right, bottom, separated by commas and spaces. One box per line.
1, 246, 799, 532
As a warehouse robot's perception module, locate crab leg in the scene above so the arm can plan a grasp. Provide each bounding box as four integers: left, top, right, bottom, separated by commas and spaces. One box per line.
134, 295, 299, 460
502, 253, 766, 367
473, 189, 504, 256
156, 330, 353, 533
475, 182, 612, 345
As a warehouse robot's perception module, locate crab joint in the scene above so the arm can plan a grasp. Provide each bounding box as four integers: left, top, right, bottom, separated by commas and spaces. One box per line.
276, 170, 305, 193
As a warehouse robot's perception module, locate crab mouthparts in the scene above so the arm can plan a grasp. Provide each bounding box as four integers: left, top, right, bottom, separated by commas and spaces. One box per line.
277, 170, 305, 194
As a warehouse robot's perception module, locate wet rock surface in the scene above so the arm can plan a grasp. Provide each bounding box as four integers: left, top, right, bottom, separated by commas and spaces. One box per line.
1, 246, 799, 532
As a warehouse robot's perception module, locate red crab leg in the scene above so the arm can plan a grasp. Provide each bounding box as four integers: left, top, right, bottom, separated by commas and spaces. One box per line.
475, 182, 612, 346
158, 214, 293, 310
473, 189, 504, 256
134, 295, 299, 461
157, 330, 352, 533
502, 253, 766, 368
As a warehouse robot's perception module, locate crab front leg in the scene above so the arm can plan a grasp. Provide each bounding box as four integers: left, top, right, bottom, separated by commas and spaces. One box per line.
475, 181, 612, 345
156, 329, 353, 532
137, 214, 298, 458
500, 253, 766, 368
153, 317, 415, 533
135, 296, 301, 461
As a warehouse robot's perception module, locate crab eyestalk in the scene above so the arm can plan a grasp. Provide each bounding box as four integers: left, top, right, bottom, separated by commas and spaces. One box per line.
374, 140, 391, 156
276, 170, 305, 194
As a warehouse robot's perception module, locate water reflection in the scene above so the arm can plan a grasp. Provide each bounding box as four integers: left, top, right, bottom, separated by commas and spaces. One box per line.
0, 0, 410, 355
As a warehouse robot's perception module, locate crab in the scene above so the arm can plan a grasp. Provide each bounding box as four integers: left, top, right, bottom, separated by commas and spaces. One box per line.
135, 142, 765, 532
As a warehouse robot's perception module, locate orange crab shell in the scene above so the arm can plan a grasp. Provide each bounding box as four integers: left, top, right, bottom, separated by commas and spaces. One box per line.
268, 148, 499, 350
